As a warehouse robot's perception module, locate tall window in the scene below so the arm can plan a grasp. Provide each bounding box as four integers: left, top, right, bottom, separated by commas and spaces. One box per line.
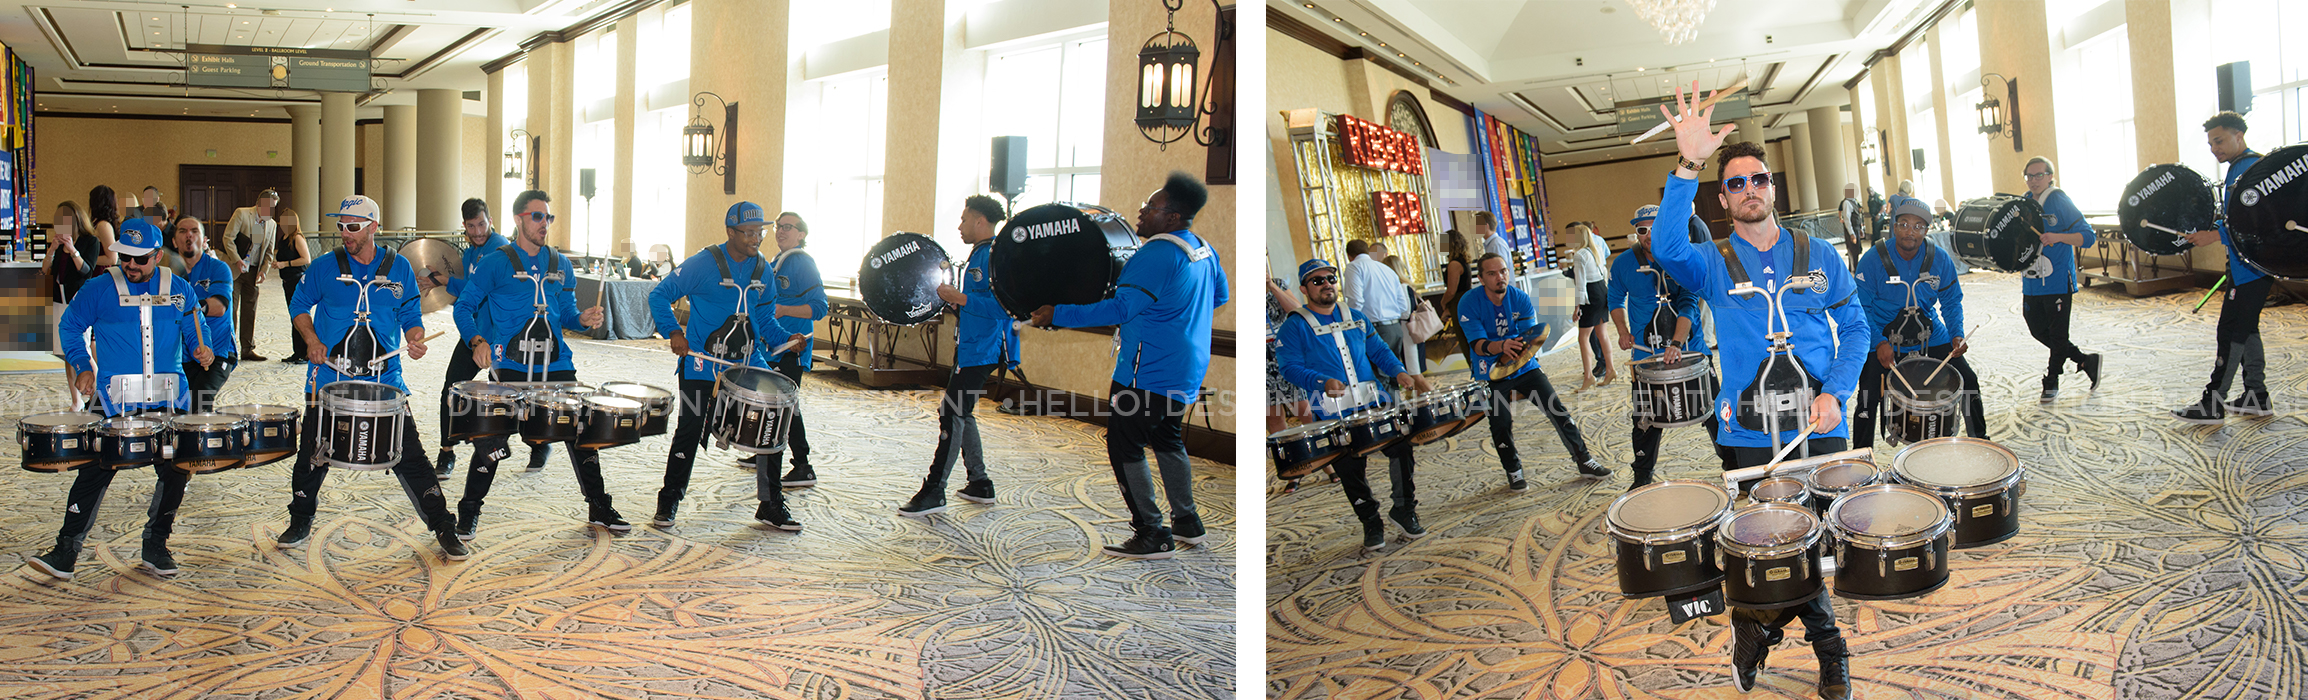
1942, 6, 1991, 202
2056, 29, 2133, 211
632, 1, 691, 260
981, 33, 1107, 209
570, 30, 616, 256
799, 70, 889, 285
501, 63, 529, 211
1902, 39, 1941, 207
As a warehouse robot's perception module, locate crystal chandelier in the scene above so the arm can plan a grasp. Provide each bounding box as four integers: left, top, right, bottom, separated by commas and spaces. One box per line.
1626, 0, 1717, 45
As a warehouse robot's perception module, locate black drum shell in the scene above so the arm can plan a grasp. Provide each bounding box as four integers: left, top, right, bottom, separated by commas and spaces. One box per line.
1268, 423, 1341, 479
988, 202, 1139, 321
857, 232, 951, 325
220, 406, 300, 468
714, 367, 797, 455
2117, 163, 2215, 255
598, 382, 674, 437
19, 414, 100, 472
94, 419, 168, 469
321, 412, 402, 471
1340, 409, 1405, 456
449, 383, 523, 439
1633, 355, 1719, 429
1950, 195, 2045, 273
2223, 143, 2308, 280
577, 397, 647, 449
1721, 542, 1825, 610
1882, 357, 1964, 446
519, 394, 585, 445
1939, 486, 2024, 549
1832, 534, 1951, 601
1612, 528, 1725, 599
169, 417, 249, 474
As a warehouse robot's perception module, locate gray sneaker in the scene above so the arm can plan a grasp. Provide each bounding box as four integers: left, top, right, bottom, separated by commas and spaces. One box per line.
1506, 470, 1530, 492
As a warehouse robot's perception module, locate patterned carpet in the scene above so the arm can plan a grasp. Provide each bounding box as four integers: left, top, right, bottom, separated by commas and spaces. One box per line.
1266, 272, 2308, 700
0, 301, 1236, 699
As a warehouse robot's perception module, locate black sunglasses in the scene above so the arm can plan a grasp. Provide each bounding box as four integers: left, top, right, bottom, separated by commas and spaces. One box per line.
123, 252, 156, 265
1723, 172, 1773, 193
1304, 274, 1339, 286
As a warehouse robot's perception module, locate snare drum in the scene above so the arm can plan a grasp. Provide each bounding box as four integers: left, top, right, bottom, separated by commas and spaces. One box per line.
1633, 354, 1720, 428
1443, 382, 1491, 439
1716, 502, 1826, 609
1749, 477, 1811, 509
448, 381, 525, 439
319, 381, 409, 471
1882, 356, 1963, 446
1826, 484, 1954, 600
1339, 406, 1407, 457
1269, 420, 1344, 480
18, 412, 101, 472
1805, 459, 1883, 505
1891, 437, 2026, 548
1604, 480, 1731, 598
519, 391, 587, 445
217, 404, 300, 468
714, 366, 798, 454
94, 416, 169, 469
168, 413, 250, 473
598, 382, 674, 437
1404, 388, 1471, 445
577, 395, 648, 449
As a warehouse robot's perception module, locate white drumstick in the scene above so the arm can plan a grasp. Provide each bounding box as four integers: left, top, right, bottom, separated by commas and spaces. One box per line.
2289, 220, 2308, 234
368, 331, 446, 369
769, 337, 804, 357
685, 352, 742, 368
1762, 424, 1819, 479
2141, 220, 2182, 235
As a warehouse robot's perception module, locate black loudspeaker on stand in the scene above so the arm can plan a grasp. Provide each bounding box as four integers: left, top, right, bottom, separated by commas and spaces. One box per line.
2218, 61, 2252, 115
580, 168, 598, 198
990, 136, 1027, 214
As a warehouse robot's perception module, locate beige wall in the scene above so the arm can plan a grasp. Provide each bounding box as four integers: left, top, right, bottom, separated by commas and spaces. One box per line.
33, 117, 292, 221
461, 114, 489, 217
1541, 153, 1681, 252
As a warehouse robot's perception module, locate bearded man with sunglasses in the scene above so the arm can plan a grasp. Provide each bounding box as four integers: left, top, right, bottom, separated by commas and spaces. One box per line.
1651, 81, 1870, 700
23, 219, 216, 580
1277, 257, 1432, 551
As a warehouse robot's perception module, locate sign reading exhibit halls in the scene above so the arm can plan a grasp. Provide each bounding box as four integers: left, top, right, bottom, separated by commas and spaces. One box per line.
185, 44, 370, 92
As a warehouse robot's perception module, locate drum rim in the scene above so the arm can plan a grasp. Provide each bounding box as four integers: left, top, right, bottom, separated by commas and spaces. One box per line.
582, 395, 647, 412
1750, 477, 1811, 502
216, 404, 300, 420
1607, 479, 1732, 542
1634, 354, 1713, 382
718, 367, 798, 405
1890, 436, 2024, 496
1716, 502, 1824, 557
21, 411, 103, 432
320, 380, 410, 412
169, 413, 251, 429
451, 381, 529, 400
598, 381, 674, 401
524, 394, 586, 409
1825, 483, 1953, 549
95, 417, 168, 436
1887, 357, 1965, 403
1806, 460, 1883, 497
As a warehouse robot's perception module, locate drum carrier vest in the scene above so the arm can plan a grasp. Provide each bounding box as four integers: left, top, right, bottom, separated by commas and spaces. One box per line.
1719, 232, 1848, 434
1877, 244, 1940, 352
702, 245, 768, 367
1294, 307, 1381, 415
327, 246, 405, 377
1635, 254, 1680, 351
500, 243, 571, 379
102, 266, 185, 407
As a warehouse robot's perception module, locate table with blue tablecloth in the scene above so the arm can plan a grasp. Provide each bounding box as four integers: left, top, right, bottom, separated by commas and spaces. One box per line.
572, 274, 659, 340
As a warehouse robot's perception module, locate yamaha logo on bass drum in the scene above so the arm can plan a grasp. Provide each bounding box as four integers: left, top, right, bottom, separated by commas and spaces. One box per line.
1011, 216, 1082, 243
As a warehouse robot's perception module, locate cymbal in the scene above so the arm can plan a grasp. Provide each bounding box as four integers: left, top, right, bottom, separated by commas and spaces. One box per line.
1487, 323, 1550, 381
397, 238, 462, 292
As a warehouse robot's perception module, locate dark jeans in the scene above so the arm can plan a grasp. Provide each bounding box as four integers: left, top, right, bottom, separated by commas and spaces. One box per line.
236, 272, 263, 355
1851, 343, 1988, 449
458, 368, 613, 519
1332, 435, 1413, 522
1484, 368, 1592, 474
658, 376, 719, 512
1630, 413, 1734, 475
280, 268, 310, 360
183, 355, 238, 413
285, 394, 454, 532
1728, 435, 1846, 644
51, 409, 190, 554
436, 335, 486, 448
758, 354, 813, 474
2021, 293, 2090, 376
1106, 382, 1198, 538
920, 363, 996, 492
2208, 276, 2272, 396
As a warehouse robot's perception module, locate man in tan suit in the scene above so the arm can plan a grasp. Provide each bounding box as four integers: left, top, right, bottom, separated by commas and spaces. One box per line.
219, 188, 279, 361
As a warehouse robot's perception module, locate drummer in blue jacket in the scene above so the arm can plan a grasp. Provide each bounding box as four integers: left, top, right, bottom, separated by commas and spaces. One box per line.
1030, 171, 1229, 560
271, 195, 464, 563
2020, 156, 2103, 402
430, 198, 517, 476
1608, 205, 1733, 488
1852, 196, 1986, 449
451, 189, 619, 541
647, 201, 805, 531
171, 215, 238, 413
1277, 257, 1433, 552
763, 211, 830, 491
1457, 253, 1606, 490
1652, 82, 1866, 700
24, 219, 214, 581
900, 195, 1021, 517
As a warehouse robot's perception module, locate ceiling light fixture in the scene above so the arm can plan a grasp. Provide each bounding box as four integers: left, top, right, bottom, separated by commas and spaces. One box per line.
1626, 0, 1716, 45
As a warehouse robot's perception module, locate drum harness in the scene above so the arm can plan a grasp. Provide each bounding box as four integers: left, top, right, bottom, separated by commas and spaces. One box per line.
696, 245, 767, 374
503, 245, 569, 383
1293, 308, 1382, 417
1877, 245, 1941, 360
1104, 234, 1212, 391
325, 246, 406, 379
99, 266, 186, 412
1720, 232, 1845, 458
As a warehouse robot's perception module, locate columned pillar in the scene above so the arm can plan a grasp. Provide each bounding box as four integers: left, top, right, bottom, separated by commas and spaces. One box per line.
1806, 106, 1850, 208
683, 0, 790, 254
1789, 122, 1819, 211
320, 92, 358, 229
382, 105, 417, 228
486, 71, 506, 226
613, 20, 638, 256
881, 0, 947, 236
417, 89, 464, 232
1976, 0, 2060, 195
288, 105, 321, 226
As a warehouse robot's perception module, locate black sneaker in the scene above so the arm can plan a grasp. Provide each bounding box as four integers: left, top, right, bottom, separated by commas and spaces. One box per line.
434, 449, 456, 477
588, 506, 633, 532
1102, 531, 1176, 560
138, 546, 180, 576
282, 355, 306, 364
25, 549, 76, 580
754, 502, 803, 532
1360, 518, 1386, 552
2040, 375, 2059, 403
1576, 458, 1612, 479
1388, 506, 1426, 539
2174, 393, 2228, 424
526, 444, 552, 472
650, 509, 676, 529
275, 517, 313, 548
781, 464, 818, 487
2228, 389, 2274, 416
435, 530, 470, 561
455, 513, 478, 542
2079, 353, 2104, 392
1173, 515, 1208, 545
1506, 469, 1529, 492
1630, 469, 1655, 490
956, 479, 996, 504
898, 490, 947, 517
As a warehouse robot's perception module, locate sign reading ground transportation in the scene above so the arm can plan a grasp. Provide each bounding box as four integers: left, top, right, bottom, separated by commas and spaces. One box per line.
185, 44, 370, 92
1613, 93, 1752, 135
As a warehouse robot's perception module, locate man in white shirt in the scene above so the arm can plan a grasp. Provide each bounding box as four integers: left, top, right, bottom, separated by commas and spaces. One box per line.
220, 189, 279, 361
1477, 211, 1513, 267
1344, 240, 1413, 370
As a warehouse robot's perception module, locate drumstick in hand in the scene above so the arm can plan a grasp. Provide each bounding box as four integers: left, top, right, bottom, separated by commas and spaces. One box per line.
2289, 220, 2308, 234
1920, 325, 1980, 386
1762, 424, 1819, 479
1630, 76, 1752, 144
368, 331, 447, 368
685, 352, 742, 368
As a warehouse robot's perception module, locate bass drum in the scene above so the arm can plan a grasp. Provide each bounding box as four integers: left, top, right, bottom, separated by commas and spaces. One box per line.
2223, 143, 2308, 280
857, 232, 951, 326
988, 202, 1139, 321
2117, 163, 2216, 256
397, 237, 463, 313
1949, 195, 2044, 273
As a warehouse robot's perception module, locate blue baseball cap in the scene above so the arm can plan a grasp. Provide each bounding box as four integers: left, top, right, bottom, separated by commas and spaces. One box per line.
113, 218, 163, 256
1890, 195, 1933, 222
1298, 258, 1337, 282
1630, 204, 1660, 226
725, 201, 767, 229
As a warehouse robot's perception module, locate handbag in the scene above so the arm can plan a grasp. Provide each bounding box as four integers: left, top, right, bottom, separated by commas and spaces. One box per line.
1406, 292, 1444, 343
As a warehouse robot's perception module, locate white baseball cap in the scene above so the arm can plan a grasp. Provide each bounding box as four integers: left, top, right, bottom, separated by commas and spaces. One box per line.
326, 195, 382, 227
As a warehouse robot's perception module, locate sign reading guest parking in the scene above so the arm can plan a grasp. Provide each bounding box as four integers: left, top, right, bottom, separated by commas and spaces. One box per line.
185, 44, 371, 93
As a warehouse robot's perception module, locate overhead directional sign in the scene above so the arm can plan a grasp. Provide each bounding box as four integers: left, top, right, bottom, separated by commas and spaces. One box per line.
185, 44, 371, 93
1613, 93, 1752, 135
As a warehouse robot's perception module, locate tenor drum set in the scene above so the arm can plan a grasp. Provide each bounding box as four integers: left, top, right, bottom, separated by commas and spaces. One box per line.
18, 404, 304, 475
1265, 379, 1489, 481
